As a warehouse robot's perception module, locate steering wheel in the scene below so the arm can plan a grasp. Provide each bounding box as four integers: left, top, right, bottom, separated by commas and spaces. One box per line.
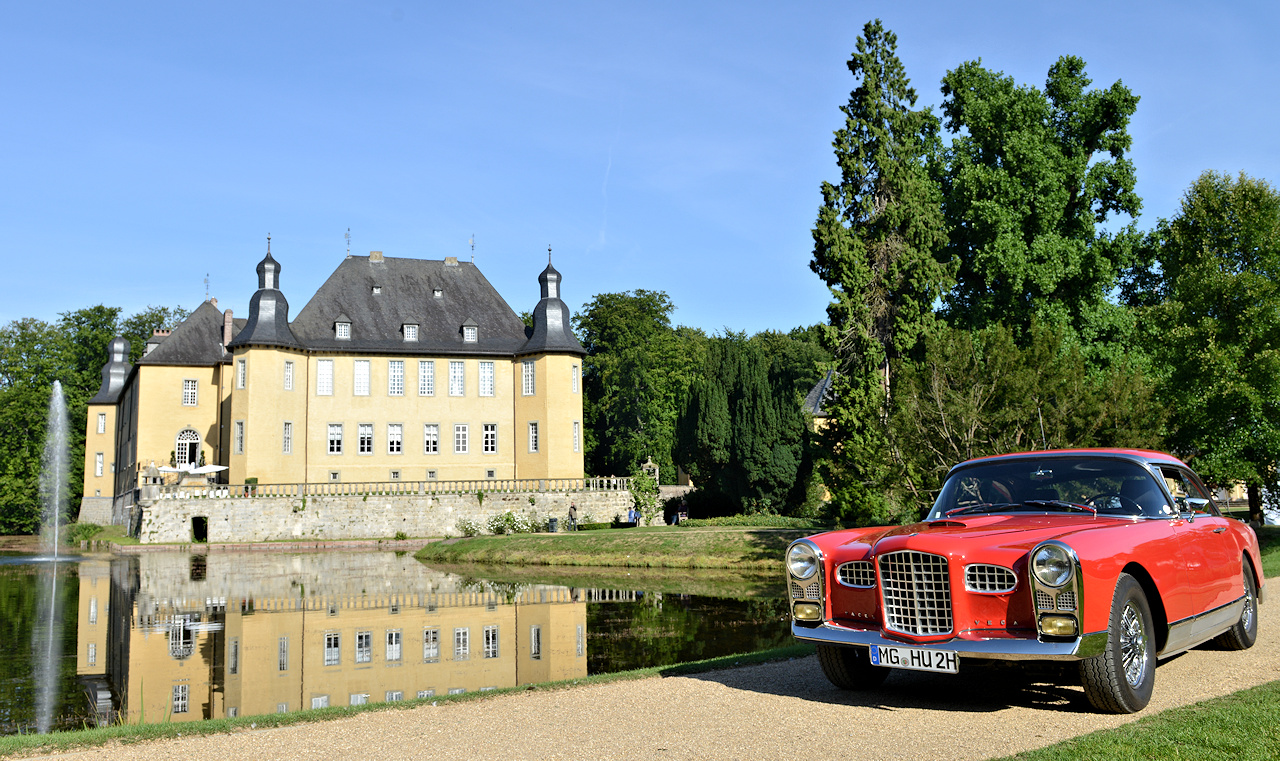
1085, 492, 1141, 514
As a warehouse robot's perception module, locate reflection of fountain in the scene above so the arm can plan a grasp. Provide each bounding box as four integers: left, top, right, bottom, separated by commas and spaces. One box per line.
33, 381, 70, 733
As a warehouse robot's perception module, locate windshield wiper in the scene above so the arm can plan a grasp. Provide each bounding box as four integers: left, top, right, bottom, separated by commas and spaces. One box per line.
1022, 499, 1098, 516
945, 502, 1019, 517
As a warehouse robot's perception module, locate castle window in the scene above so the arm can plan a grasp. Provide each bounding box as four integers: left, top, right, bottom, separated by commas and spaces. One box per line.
284, 361, 294, 390
419, 361, 434, 396
324, 632, 341, 666
182, 379, 198, 406
572, 364, 579, 393
479, 361, 494, 396
328, 424, 343, 455
522, 361, 535, 396
386, 630, 402, 661
353, 360, 370, 396
573, 421, 580, 453
423, 628, 440, 662
403, 324, 418, 342
97, 413, 106, 434
423, 424, 439, 454
426, 470, 437, 480
356, 631, 372, 663
387, 424, 403, 454
390, 470, 400, 480
283, 422, 293, 455
483, 625, 499, 659
463, 326, 477, 343
236, 359, 246, 389
454, 628, 469, 660
336, 322, 351, 340
386, 691, 403, 702
372, 285, 382, 295
86, 642, 96, 666
279, 636, 290, 671
172, 684, 189, 714
483, 424, 497, 454
316, 360, 334, 395
454, 424, 469, 454
329, 471, 340, 481
528, 422, 539, 453
486, 469, 495, 479
358, 423, 373, 454
349, 693, 368, 706
311, 696, 329, 709
388, 361, 404, 396
178, 429, 202, 465
530, 626, 541, 660
433, 289, 442, 299
95, 452, 104, 477
448, 361, 464, 396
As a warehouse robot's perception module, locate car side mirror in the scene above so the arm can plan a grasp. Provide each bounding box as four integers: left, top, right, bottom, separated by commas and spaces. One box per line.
1186, 497, 1210, 513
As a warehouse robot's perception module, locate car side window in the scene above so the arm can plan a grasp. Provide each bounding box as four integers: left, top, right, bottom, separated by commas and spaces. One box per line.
1159, 467, 1217, 516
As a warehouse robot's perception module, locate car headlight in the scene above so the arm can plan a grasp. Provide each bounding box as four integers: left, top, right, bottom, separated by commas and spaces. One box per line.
787, 543, 819, 579
1031, 544, 1073, 587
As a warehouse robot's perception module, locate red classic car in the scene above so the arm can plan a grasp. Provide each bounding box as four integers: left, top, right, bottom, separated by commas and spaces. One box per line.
787, 449, 1264, 713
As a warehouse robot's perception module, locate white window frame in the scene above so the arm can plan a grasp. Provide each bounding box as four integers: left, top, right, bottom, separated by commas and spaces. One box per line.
418, 360, 434, 396
87, 642, 97, 666
387, 423, 403, 455
95, 452, 104, 477
283, 421, 293, 455
172, 684, 189, 714
311, 696, 329, 709
522, 360, 535, 396
454, 627, 469, 660
528, 421, 539, 453
573, 421, 580, 453
403, 324, 418, 342
229, 638, 239, 675
483, 423, 497, 454
353, 360, 370, 396
237, 359, 246, 389
356, 631, 372, 664
530, 625, 541, 660
182, 379, 198, 406
279, 636, 290, 671
386, 690, 403, 702
386, 630, 402, 662
479, 361, 495, 396
336, 322, 351, 340
324, 632, 341, 666
463, 325, 477, 343
449, 361, 465, 396
388, 360, 404, 396
572, 364, 579, 393
96, 413, 106, 434
349, 693, 368, 706
284, 360, 294, 390
317, 359, 334, 396
454, 424, 469, 454
423, 424, 439, 455
483, 624, 499, 659
234, 420, 245, 455
423, 628, 440, 662
358, 423, 374, 455
328, 423, 343, 455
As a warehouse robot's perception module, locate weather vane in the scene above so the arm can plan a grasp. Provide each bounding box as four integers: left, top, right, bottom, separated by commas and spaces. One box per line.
267, 232, 271, 255
470, 233, 475, 263
548, 244, 552, 263
345, 227, 351, 257
204, 273, 209, 299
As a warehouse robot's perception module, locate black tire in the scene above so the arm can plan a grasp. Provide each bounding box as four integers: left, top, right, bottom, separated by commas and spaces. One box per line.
816, 644, 889, 690
1214, 561, 1259, 650
1079, 573, 1156, 713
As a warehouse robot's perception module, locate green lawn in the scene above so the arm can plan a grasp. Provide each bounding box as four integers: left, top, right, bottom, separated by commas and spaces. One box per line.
1256, 525, 1280, 578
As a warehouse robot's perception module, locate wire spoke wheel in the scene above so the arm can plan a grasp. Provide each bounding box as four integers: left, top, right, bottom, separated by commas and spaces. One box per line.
1119, 603, 1148, 687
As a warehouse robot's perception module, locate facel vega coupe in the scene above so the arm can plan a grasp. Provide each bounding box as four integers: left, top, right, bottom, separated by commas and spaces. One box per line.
786, 449, 1263, 713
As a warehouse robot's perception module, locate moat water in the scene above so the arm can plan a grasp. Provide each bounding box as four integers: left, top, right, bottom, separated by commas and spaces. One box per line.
0, 550, 790, 734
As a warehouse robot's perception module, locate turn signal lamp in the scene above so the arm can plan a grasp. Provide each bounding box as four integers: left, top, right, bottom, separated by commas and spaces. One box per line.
1039, 615, 1077, 636
793, 603, 822, 621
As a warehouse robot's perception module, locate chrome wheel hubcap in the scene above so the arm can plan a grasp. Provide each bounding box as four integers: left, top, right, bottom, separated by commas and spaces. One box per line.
1119, 602, 1148, 687
1242, 577, 1256, 632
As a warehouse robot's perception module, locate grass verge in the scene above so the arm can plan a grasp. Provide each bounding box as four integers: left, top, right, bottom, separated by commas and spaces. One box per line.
416, 525, 811, 569
427, 561, 785, 598
995, 680, 1280, 761
0, 644, 815, 758
1256, 525, 1280, 578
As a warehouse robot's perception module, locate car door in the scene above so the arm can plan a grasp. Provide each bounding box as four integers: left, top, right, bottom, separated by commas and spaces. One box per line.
1158, 466, 1238, 615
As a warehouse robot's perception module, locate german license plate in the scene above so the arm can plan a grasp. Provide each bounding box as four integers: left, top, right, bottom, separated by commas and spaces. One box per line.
869, 644, 959, 673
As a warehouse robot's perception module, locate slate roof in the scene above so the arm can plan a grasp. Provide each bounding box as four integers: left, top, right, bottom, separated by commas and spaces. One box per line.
87, 337, 132, 404
804, 370, 835, 417
289, 255, 529, 356
520, 261, 586, 356
226, 252, 301, 349
136, 301, 234, 367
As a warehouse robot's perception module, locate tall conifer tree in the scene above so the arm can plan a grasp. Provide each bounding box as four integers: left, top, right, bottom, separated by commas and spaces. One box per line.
809, 20, 951, 524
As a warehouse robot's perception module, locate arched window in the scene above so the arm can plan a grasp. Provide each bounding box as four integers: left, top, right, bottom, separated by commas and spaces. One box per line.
176, 429, 201, 468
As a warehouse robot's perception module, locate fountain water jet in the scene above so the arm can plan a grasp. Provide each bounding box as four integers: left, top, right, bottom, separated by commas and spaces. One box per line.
33, 380, 69, 733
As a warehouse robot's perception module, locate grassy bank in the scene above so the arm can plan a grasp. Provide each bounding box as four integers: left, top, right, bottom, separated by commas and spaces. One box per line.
0, 644, 815, 758
427, 561, 785, 598
1257, 525, 1280, 578
416, 525, 810, 570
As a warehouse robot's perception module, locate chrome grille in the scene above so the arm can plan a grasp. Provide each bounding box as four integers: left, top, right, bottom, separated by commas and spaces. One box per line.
838, 561, 876, 588
1035, 590, 1055, 611
965, 564, 1017, 593
791, 581, 820, 601
878, 551, 953, 636
1056, 590, 1076, 611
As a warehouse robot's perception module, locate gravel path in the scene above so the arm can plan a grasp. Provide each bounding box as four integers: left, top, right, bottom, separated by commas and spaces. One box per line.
34, 602, 1280, 761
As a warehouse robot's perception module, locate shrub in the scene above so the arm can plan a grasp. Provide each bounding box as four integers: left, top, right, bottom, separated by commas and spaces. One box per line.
456, 518, 484, 537
394, 531, 408, 541
486, 510, 542, 535
65, 522, 104, 544
679, 515, 824, 529
577, 522, 613, 531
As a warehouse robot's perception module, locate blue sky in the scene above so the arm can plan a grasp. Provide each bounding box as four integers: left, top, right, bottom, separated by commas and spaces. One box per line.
2, 1, 1277, 335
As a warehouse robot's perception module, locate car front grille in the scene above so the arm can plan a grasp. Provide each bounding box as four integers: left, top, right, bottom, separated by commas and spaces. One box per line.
1055, 590, 1076, 611
791, 580, 820, 601
1035, 590, 1055, 611
1035, 589, 1076, 611
878, 551, 953, 636
965, 564, 1017, 593
837, 561, 876, 588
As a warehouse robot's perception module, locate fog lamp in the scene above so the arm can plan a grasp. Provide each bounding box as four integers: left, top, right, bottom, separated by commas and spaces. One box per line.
793, 602, 822, 621
1039, 615, 1077, 636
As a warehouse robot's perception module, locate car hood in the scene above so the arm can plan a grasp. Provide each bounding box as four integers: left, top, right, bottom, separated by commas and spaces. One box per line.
811, 513, 1128, 566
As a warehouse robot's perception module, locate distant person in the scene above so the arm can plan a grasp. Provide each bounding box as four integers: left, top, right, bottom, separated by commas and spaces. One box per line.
568, 503, 578, 531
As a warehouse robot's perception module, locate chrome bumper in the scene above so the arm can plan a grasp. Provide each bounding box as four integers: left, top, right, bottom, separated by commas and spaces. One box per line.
793, 620, 1107, 661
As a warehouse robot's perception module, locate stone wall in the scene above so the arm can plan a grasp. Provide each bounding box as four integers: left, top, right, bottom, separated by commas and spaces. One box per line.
137, 488, 633, 544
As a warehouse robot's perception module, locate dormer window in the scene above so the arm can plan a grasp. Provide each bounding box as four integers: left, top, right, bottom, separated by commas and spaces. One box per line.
403, 324, 418, 342
336, 322, 351, 340
463, 326, 477, 343
433, 289, 443, 299
372, 286, 382, 295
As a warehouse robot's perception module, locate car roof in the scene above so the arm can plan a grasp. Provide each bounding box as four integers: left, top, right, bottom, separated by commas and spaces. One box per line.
950, 448, 1188, 475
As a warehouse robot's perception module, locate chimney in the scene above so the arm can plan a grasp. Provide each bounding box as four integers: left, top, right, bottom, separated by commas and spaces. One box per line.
152, 329, 171, 337
223, 309, 234, 347
369, 250, 384, 263
444, 256, 459, 266
209, 297, 218, 308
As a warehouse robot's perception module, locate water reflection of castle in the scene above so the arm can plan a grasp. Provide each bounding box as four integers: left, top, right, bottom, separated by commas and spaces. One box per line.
75, 553, 590, 724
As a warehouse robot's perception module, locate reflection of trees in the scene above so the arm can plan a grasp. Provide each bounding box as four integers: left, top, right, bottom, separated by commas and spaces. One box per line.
0, 564, 84, 733
586, 594, 792, 674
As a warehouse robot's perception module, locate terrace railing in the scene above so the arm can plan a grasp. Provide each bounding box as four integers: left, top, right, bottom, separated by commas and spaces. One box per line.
151, 476, 632, 500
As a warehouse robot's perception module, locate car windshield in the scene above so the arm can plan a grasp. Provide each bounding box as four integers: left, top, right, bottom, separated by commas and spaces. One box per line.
927, 457, 1171, 519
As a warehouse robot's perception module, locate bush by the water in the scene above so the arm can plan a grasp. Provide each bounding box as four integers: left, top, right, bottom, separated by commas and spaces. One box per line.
486, 510, 545, 535
679, 515, 824, 529
576, 522, 613, 531
64, 522, 104, 544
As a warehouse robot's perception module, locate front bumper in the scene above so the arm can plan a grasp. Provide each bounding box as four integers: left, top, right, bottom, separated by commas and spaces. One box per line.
793, 620, 1107, 661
